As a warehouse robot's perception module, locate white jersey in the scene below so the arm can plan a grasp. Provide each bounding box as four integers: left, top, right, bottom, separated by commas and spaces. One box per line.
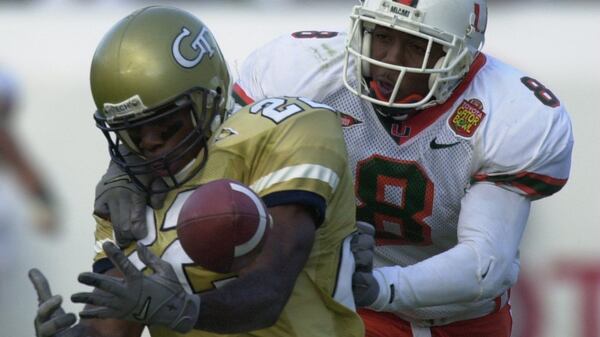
235, 32, 573, 322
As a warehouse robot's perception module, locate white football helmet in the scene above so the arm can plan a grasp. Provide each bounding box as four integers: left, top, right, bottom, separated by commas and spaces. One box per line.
343, 0, 487, 112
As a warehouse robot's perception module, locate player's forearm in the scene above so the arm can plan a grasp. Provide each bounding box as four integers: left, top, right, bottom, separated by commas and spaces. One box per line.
370, 243, 516, 311
59, 320, 142, 337
194, 204, 315, 333
195, 268, 291, 333
370, 184, 530, 312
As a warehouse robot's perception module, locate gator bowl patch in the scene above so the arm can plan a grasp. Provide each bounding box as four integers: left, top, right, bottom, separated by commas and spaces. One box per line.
449, 99, 486, 138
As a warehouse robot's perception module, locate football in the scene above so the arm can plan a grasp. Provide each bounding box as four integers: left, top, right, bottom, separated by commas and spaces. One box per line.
176, 179, 272, 274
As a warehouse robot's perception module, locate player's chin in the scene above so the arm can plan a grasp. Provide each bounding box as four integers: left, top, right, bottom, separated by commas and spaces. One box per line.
150, 160, 184, 177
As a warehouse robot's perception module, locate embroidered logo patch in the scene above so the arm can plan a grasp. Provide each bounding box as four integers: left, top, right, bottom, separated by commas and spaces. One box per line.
449, 99, 486, 138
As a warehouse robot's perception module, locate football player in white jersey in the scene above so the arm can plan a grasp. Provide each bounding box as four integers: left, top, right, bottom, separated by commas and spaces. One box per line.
233, 1, 573, 336
90, 1, 573, 336
29, 6, 363, 337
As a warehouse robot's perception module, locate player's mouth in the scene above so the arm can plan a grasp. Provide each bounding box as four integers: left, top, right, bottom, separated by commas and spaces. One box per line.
150, 159, 186, 177
370, 79, 425, 105
370, 79, 396, 101
376, 80, 395, 97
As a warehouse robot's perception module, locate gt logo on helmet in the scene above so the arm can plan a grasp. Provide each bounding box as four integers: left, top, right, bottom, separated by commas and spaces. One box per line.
172, 27, 215, 69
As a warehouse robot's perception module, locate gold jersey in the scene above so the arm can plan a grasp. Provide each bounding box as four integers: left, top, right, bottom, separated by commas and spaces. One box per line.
93, 97, 363, 337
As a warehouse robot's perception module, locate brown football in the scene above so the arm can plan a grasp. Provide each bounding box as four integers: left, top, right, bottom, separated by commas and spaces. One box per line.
177, 179, 271, 274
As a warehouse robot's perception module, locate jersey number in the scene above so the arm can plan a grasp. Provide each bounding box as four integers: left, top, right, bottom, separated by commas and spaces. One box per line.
128, 192, 237, 294
521, 76, 560, 108
355, 155, 433, 246
250, 97, 334, 123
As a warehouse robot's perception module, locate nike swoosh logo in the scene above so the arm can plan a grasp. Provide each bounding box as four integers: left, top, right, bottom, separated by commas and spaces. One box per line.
430, 138, 461, 149
133, 297, 151, 321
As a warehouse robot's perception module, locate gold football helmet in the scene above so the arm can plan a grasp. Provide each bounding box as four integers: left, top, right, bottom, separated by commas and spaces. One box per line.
92, 6, 233, 192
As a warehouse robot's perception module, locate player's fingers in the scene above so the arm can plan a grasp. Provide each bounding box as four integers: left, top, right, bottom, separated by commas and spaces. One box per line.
113, 229, 131, 249
36, 295, 65, 321
76, 272, 128, 298
37, 313, 77, 337
149, 179, 168, 209
29, 268, 53, 304
352, 271, 379, 307
112, 198, 135, 247
136, 243, 174, 276
93, 200, 110, 220
71, 292, 120, 309
129, 194, 148, 240
356, 221, 375, 236
115, 196, 132, 232
353, 252, 373, 273
351, 232, 375, 250
102, 241, 140, 279
350, 224, 375, 272
79, 306, 116, 320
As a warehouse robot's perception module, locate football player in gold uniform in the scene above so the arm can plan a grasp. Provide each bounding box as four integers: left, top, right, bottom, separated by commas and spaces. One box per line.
29, 6, 363, 337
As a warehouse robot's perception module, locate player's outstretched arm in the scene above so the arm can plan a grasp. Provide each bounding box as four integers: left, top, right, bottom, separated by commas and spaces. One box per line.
194, 203, 316, 333
30, 268, 143, 337
29, 268, 79, 337
73, 204, 316, 334
357, 184, 531, 312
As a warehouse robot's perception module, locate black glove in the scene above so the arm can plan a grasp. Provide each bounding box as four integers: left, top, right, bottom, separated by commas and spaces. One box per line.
351, 221, 375, 273
29, 268, 82, 337
94, 149, 167, 247
72, 242, 200, 333
350, 222, 380, 307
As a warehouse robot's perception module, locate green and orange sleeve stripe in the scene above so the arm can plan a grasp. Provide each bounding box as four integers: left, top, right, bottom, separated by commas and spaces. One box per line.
473, 171, 568, 198
233, 83, 255, 106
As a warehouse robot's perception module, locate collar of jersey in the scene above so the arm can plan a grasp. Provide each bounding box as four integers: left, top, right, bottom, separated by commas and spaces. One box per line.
383, 53, 488, 145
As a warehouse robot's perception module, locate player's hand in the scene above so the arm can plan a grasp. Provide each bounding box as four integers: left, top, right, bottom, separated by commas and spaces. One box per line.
72, 242, 200, 333
351, 221, 375, 273
94, 148, 167, 248
352, 271, 380, 308
350, 222, 379, 307
29, 268, 81, 337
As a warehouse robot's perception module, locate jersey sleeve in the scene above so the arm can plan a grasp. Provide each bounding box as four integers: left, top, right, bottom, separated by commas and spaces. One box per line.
472, 84, 574, 199
206, 97, 350, 226
252, 108, 347, 201
234, 32, 347, 106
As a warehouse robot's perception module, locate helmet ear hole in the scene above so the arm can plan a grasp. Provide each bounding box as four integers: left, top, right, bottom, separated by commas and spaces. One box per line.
428, 56, 446, 91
